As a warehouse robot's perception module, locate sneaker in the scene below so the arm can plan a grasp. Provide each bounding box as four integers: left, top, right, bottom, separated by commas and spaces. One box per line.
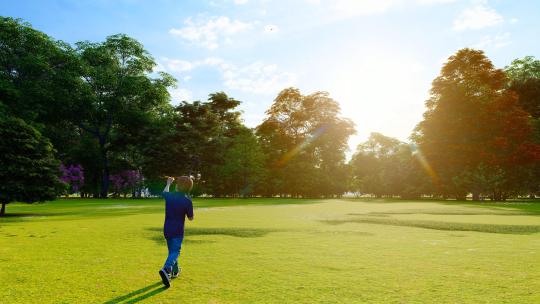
159, 268, 171, 287
172, 267, 181, 278
172, 263, 180, 278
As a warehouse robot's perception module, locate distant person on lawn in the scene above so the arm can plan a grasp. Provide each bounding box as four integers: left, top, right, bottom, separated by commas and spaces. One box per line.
159, 176, 194, 287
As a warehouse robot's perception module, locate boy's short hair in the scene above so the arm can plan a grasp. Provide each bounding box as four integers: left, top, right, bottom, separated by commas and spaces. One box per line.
175, 176, 193, 193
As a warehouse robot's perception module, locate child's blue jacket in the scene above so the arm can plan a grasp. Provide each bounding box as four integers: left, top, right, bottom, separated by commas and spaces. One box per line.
162, 192, 193, 238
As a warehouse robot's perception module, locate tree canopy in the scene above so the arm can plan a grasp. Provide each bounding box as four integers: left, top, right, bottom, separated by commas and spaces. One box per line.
0, 116, 61, 215
257, 88, 355, 197
71, 34, 176, 198
412, 49, 540, 200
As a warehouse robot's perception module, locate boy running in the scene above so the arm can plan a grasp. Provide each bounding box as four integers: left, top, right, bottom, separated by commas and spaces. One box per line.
159, 176, 194, 287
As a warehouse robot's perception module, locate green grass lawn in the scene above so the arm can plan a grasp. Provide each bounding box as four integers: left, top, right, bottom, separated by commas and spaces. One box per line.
1, 198, 540, 303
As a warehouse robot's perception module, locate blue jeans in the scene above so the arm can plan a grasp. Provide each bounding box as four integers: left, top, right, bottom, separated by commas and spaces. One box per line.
163, 237, 183, 271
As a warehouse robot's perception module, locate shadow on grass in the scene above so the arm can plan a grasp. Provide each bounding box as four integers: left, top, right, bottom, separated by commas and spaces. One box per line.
350, 209, 533, 216
437, 201, 540, 215
322, 217, 540, 234
103, 282, 167, 304
342, 198, 540, 215
148, 236, 216, 245
146, 227, 280, 244
147, 227, 278, 238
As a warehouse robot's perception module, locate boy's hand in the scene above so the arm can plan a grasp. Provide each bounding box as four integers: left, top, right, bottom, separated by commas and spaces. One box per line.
167, 177, 175, 184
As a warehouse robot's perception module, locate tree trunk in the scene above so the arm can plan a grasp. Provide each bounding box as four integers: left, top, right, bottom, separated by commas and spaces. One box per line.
472, 192, 480, 201
0, 202, 6, 216
99, 137, 109, 199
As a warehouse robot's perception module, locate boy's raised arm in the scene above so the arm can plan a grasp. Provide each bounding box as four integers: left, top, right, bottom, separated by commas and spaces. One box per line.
163, 177, 174, 193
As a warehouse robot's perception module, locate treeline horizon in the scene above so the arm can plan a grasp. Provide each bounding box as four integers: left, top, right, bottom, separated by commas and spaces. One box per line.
1, 17, 539, 212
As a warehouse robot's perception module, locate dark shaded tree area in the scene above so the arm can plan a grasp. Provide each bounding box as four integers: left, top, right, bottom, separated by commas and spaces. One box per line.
0, 116, 62, 215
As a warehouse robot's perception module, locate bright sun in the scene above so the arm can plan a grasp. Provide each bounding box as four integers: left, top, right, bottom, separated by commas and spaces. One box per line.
325, 53, 430, 147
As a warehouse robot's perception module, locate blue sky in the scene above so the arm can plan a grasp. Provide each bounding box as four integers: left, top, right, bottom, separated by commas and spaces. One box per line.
2, 0, 539, 149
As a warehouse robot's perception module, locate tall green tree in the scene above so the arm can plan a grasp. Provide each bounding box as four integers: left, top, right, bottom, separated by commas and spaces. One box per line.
257, 88, 355, 197
199, 92, 243, 195
219, 127, 266, 197
0, 116, 62, 215
0, 17, 80, 134
72, 34, 175, 198
141, 92, 243, 196
506, 56, 540, 196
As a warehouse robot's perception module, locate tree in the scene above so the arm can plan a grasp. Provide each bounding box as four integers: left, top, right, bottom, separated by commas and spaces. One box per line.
219, 127, 266, 197
0, 17, 80, 126
350, 133, 399, 197
0, 16, 82, 168
109, 170, 143, 198
59, 164, 85, 195
140, 92, 243, 196
72, 34, 175, 198
506, 56, 540, 197
0, 116, 62, 216
413, 49, 540, 200
506, 56, 540, 119
198, 92, 243, 196
350, 133, 430, 198
256, 88, 355, 197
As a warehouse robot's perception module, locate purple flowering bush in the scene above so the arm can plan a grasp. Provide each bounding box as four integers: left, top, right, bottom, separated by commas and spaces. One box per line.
59, 164, 85, 194
109, 170, 143, 197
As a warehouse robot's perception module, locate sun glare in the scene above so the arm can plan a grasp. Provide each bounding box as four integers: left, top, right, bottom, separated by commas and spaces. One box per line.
326, 53, 429, 145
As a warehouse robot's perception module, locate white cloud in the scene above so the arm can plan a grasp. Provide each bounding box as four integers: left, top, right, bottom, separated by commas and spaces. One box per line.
158, 56, 229, 74
234, 0, 248, 4
473, 32, 511, 49
159, 57, 194, 72
453, 0, 503, 31
169, 88, 193, 104
158, 56, 296, 95
222, 62, 297, 94
169, 16, 253, 49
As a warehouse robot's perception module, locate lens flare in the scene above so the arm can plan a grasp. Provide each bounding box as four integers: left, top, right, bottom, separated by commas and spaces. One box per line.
275, 126, 327, 167
410, 143, 439, 184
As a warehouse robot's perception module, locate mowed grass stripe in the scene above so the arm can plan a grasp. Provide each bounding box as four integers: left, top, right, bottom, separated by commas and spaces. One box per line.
324, 216, 540, 234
